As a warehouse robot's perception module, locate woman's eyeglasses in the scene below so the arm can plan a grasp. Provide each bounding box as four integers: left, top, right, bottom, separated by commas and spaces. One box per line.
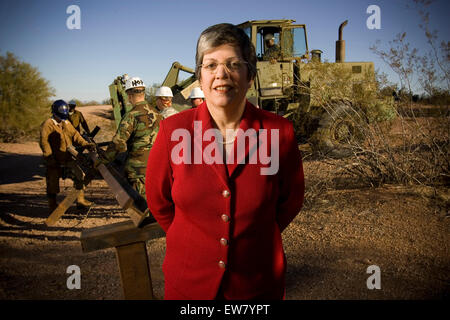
199, 60, 248, 74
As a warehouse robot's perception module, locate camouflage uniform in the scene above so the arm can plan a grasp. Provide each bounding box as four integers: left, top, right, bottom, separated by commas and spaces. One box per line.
263, 44, 281, 61
103, 100, 161, 200
69, 110, 90, 134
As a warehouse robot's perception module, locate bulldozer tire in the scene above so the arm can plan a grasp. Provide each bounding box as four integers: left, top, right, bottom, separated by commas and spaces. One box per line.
312, 100, 366, 158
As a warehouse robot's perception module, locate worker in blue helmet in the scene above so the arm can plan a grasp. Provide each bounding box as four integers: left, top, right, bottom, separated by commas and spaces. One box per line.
39, 100, 95, 213
52, 99, 70, 120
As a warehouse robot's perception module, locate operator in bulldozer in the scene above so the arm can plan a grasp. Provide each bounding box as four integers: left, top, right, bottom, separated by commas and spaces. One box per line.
68, 99, 91, 135
99, 77, 161, 218
40, 99, 95, 213
155, 86, 178, 118
262, 33, 281, 61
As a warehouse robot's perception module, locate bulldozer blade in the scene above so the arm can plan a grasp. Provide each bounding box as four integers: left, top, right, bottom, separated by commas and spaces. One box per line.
45, 188, 81, 226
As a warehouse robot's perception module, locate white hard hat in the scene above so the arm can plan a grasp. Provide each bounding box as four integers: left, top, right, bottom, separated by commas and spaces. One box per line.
155, 86, 173, 97
125, 77, 145, 91
189, 87, 205, 99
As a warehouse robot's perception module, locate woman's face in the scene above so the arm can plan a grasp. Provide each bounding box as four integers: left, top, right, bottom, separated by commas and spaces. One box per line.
199, 44, 252, 111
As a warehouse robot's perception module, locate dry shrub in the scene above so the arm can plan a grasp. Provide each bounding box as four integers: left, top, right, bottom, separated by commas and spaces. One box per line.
299, 64, 448, 188
352, 0, 450, 188
338, 109, 449, 187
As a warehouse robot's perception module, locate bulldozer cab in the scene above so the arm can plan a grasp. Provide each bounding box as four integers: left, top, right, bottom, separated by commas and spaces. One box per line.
238, 20, 309, 61
236, 20, 309, 112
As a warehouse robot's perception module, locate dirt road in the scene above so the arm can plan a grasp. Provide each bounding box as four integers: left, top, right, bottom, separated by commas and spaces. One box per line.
0, 105, 448, 299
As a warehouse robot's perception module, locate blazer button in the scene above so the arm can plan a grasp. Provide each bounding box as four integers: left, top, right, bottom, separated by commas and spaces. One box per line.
220, 238, 228, 246
218, 261, 226, 269
222, 190, 230, 198
221, 214, 230, 222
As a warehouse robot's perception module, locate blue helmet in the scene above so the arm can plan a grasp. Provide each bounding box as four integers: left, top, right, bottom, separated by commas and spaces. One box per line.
51, 100, 69, 120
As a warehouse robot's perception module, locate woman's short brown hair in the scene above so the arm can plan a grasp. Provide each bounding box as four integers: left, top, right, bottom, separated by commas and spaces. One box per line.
195, 23, 257, 81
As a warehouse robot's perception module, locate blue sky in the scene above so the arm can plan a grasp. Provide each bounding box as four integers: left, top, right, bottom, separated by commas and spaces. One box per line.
0, 0, 449, 102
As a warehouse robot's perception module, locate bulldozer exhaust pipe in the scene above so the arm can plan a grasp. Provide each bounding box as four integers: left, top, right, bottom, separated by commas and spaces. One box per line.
335, 20, 348, 63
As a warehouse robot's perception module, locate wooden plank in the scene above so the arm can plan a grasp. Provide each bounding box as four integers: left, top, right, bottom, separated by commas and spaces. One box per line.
127, 206, 147, 227
89, 152, 148, 226
45, 188, 81, 226
102, 160, 149, 221
115, 242, 154, 300
80, 220, 165, 253
96, 162, 133, 209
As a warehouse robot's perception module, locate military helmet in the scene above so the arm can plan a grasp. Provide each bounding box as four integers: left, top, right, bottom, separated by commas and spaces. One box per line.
51, 100, 70, 120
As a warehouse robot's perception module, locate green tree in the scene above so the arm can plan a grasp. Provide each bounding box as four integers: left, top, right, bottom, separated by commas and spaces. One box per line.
0, 51, 54, 141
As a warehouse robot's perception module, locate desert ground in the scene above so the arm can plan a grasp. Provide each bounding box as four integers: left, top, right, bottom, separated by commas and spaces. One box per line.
0, 104, 448, 300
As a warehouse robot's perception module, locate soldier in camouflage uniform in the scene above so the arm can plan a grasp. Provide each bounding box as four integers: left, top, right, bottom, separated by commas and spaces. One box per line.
100, 77, 161, 215
263, 33, 281, 61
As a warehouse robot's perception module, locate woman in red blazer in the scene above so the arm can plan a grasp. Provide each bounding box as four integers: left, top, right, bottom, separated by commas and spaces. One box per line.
146, 23, 304, 300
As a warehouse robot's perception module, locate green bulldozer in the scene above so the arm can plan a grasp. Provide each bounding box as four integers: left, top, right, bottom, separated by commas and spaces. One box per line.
108, 74, 134, 129
110, 19, 394, 155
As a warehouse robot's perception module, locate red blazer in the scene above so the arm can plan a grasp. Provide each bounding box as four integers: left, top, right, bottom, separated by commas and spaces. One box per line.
146, 101, 304, 300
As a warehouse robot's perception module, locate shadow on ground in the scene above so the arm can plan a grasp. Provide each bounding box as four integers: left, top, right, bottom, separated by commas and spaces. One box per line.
0, 193, 128, 242
0, 152, 44, 185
